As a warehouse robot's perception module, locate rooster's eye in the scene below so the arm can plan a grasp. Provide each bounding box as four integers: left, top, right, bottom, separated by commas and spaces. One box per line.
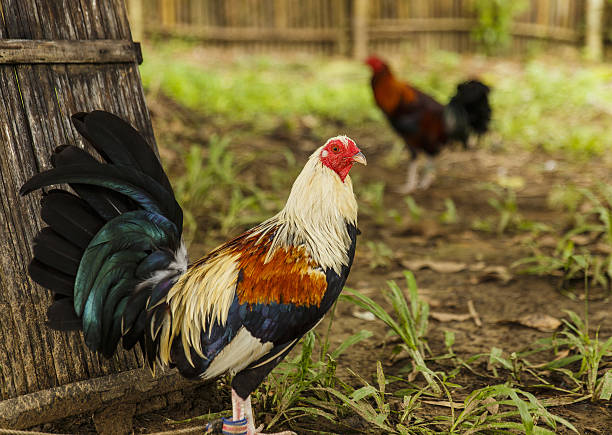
332, 146, 339, 153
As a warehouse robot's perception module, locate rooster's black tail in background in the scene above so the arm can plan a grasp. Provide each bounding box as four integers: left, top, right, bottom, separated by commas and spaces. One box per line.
444, 80, 492, 146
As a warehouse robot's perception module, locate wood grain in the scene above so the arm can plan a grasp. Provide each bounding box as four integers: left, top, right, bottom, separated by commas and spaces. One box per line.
0, 39, 142, 64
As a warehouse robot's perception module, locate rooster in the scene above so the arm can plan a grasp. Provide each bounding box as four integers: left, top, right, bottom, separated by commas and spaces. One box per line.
20, 111, 366, 435
365, 55, 491, 193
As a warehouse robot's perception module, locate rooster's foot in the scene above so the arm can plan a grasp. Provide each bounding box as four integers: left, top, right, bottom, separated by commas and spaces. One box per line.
205, 418, 295, 435
225, 389, 296, 435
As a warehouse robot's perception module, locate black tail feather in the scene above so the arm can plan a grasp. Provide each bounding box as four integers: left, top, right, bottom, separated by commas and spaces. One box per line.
122, 307, 147, 351
47, 298, 81, 331
71, 111, 174, 195
21, 161, 182, 231
33, 228, 82, 276
41, 190, 105, 249
29, 259, 75, 296
51, 145, 134, 220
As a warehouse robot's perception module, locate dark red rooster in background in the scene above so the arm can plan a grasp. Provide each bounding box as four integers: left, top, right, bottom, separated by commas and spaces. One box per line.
20, 111, 366, 435
365, 55, 491, 193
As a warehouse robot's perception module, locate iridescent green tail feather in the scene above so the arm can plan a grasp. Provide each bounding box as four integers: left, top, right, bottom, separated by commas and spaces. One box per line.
21, 111, 186, 360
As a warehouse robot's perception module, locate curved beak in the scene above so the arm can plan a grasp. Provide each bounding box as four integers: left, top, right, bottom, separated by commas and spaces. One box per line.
352, 151, 367, 166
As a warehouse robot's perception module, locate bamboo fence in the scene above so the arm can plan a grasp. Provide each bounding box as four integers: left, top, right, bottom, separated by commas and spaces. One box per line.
127, 0, 599, 56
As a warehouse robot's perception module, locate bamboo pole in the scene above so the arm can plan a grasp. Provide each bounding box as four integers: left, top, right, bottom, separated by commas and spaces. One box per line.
275, 0, 287, 28
352, 0, 369, 59
127, 0, 144, 41
334, 0, 348, 56
160, 0, 176, 29
585, 0, 604, 60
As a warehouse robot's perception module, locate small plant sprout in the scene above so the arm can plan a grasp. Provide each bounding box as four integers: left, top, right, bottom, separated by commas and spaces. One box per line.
439, 198, 458, 224
174, 135, 274, 245
321, 362, 396, 433
447, 384, 578, 433
404, 196, 423, 224
515, 185, 612, 294
342, 271, 440, 395
365, 240, 394, 270
473, 182, 550, 234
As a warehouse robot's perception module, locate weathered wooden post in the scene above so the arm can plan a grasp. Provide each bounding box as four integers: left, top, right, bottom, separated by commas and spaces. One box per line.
352, 0, 370, 59
585, 0, 604, 61
0, 1, 198, 432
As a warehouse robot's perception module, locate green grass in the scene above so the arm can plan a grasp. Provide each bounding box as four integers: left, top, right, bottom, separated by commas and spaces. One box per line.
515, 185, 612, 293
489, 61, 612, 156
141, 41, 612, 156
472, 182, 551, 235
343, 272, 440, 395
140, 40, 380, 133
254, 305, 373, 432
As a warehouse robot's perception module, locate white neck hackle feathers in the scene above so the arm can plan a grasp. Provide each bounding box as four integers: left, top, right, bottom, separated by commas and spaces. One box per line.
253, 138, 358, 275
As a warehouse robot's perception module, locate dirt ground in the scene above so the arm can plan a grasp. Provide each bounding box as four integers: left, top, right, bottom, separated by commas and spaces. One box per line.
35, 103, 612, 434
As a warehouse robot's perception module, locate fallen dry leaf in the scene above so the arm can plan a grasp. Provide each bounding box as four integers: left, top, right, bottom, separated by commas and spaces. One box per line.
353, 285, 376, 296
570, 234, 596, 246
403, 236, 429, 246
532, 349, 570, 368
515, 313, 562, 332
483, 396, 499, 415
540, 394, 592, 407
537, 235, 559, 249
593, 243, 612, 254
467, 262, 487, 272
430, 312, 472, 322
460, 230, 477, 240
477, 265, 513, 284
417, 220, 444, 239
419, 294, 442, 308
510, 233, 536, 245
352, 309, 376, 321
401, 259, 467, 273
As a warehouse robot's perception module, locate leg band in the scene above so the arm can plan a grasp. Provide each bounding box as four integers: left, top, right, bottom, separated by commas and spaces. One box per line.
221, 417, 248, 435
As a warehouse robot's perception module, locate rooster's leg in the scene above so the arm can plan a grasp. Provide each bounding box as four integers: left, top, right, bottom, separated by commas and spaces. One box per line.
418, 156, 436, 190
398, 150, 420, 194
223, 389, 295, 435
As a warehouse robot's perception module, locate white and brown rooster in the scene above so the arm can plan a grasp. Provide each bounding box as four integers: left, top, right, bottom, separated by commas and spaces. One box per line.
21, 111, 366, 435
